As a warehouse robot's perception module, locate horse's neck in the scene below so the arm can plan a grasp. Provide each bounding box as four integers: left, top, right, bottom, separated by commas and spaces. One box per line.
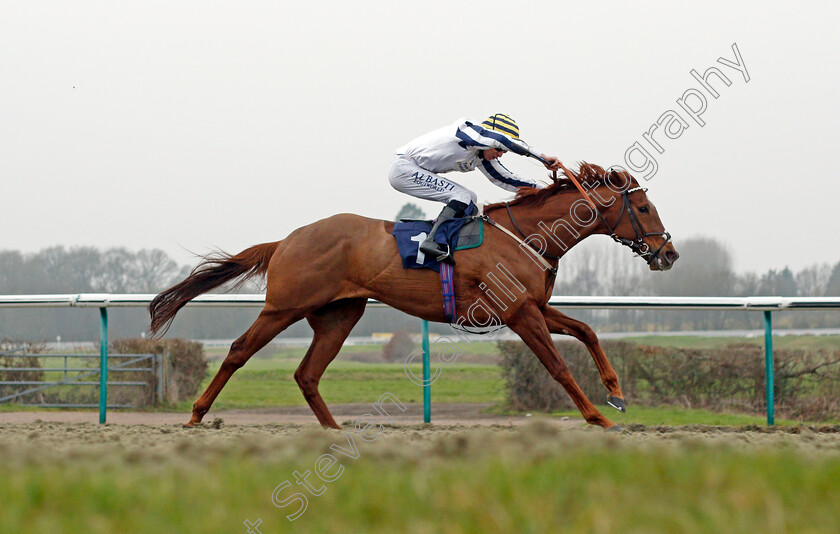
502, 195, 606, 258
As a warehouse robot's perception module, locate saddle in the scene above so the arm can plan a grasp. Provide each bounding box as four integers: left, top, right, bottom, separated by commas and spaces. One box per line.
392, 216, 483, 272
391, 213, 484, 324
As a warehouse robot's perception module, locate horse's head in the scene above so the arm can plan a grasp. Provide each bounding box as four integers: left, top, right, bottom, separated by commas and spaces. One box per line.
571, 163, 680, 271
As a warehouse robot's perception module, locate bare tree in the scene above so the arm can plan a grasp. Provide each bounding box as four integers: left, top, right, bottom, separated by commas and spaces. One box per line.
825, 261, 840, 296
95, 247, 134, 293
795, 263, 832, 297
134, 248, 180, 292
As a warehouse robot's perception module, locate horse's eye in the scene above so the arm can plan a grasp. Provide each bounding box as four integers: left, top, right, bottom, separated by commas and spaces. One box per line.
638, 206, 649, 213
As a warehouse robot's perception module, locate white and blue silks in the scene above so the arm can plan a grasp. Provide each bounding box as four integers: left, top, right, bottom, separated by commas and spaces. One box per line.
388, 118, 545, 205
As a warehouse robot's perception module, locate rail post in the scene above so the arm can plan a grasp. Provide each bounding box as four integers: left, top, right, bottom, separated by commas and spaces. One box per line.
422, 320, 431, 423
99, 307, 108, 424
763, 310, 775, 425
156, 353, 164, 404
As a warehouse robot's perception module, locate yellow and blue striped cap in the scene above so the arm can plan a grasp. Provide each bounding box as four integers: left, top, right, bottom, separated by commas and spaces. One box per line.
480, 113, 519, 139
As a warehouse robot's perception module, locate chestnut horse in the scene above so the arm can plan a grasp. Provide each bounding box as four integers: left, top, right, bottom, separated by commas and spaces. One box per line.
149, 163, 679, 430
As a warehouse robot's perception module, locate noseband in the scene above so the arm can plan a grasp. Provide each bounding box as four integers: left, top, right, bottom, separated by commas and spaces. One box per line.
500, 183, 671, 266
496, 165, 672, 266
604, 186, 672, 266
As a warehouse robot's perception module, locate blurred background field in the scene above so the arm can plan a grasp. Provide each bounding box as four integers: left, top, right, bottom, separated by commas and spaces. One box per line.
3, 334, 839, 426
187, 334, 840, 423
2, 421, 840, 534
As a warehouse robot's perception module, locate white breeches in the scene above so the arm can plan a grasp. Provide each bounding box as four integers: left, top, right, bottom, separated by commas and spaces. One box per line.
388, 157, 477, 205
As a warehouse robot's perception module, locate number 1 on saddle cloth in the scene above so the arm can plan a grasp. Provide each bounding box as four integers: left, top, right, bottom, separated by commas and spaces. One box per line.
392, 203, 480, 323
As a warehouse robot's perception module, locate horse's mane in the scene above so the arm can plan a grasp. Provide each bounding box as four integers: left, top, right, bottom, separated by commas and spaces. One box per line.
484, 162, 638, 213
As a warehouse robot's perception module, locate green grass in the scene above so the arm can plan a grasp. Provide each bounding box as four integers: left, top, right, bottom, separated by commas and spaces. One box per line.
205, 343, 390, 361
6, 334, 838, 426
296, 447, 840, 534
621, 334, 840, 351
206, 340, 504, 363
180, 359, 831, 426
553, 405, 808, 426
169, 361, 505, 411
2, 426, 840, 533
219, 333, 840, 360
0, 403, 60, 412
428, 338, 502, 355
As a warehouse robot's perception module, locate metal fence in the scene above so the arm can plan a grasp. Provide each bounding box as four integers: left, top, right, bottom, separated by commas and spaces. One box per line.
1, 293, 839, 425
0, 350, 160, 408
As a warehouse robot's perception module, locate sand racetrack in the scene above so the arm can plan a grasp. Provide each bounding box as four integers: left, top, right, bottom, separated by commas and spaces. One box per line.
3, 409, 840, 533
0, 402, 576, 426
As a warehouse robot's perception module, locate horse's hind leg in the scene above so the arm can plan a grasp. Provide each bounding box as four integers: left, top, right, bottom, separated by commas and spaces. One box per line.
185, 308, 301, 427
295, 298, 367, 429
541, 305, 626, 412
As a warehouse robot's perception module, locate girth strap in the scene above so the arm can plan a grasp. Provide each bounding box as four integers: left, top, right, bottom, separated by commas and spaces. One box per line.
440, 262, 456, 323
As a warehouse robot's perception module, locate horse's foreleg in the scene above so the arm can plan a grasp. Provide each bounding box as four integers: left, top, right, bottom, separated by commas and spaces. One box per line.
507, 302, 619, 430
295, 298, 368, 429
541, 305, 625, 412
185, 308, 300, 427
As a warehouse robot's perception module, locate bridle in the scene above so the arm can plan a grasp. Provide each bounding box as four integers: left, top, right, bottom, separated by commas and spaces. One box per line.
558, 163, 671, 266
498, 163, 672, 267
606, 185, 672, 265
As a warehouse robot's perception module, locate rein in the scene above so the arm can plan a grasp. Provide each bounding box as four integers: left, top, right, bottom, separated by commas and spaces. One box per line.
556, 163, 672, 266
482, 215, 558, 276
483, 214, 558, 299
504, 203, 561, 262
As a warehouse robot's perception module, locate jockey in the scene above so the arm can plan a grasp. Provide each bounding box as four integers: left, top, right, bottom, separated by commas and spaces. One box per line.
389, 114, 561, 264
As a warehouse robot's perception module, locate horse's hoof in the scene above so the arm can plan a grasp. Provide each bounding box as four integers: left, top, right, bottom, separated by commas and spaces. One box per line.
606, 424, 623, 433
182, 422, 196, 428
607, 396, 626, 413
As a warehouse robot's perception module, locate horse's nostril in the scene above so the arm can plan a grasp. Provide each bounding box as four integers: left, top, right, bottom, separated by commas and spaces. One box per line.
666, 250, 680, 263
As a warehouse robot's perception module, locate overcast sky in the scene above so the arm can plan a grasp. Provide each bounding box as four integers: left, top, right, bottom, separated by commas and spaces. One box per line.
2, 1, 838, 275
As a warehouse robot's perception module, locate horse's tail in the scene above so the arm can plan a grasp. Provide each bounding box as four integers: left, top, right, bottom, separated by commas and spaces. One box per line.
149, 241, 280, 336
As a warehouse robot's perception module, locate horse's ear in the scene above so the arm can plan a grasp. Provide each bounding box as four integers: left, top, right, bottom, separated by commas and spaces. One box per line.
607, 169, 632, 191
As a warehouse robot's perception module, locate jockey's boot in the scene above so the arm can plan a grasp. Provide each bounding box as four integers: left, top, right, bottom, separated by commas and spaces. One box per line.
419, 200, 468, 265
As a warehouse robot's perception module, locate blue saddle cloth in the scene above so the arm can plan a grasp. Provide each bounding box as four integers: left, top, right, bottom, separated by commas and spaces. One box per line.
392, 204, 478, 273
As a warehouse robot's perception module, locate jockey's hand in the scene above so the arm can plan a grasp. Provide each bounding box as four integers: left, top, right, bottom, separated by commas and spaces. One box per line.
540, 155, 562, 171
